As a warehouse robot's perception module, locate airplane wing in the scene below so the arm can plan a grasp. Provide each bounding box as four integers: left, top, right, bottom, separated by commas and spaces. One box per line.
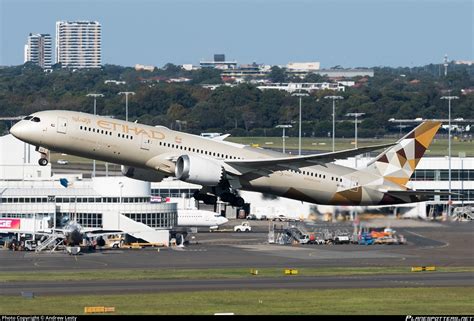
224, 142, 395, 174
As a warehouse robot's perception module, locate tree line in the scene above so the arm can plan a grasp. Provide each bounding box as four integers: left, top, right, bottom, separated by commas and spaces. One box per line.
0, 62, 472, 137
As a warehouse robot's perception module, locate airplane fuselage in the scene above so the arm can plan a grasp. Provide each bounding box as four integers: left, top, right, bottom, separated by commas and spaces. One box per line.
10, 110, 411, 206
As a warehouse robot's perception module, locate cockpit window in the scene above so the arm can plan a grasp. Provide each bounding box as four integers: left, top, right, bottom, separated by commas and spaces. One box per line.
31, 117, 40, 122
23, 116, 33, 120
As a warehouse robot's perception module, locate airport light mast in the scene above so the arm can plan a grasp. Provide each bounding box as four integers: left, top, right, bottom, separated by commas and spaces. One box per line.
346, 112, 365, 168
86, 93, 104, 178
324, 95, 344, 152
292, 92, 309, 156
118, 91, 135, 122
276, 124, 292, 154
440, 94, 459, 218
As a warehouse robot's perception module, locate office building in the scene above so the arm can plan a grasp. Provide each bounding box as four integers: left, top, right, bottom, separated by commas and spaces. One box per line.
55, 21, 101, 69
24, 33, 52, 69
200, 54, 237, 70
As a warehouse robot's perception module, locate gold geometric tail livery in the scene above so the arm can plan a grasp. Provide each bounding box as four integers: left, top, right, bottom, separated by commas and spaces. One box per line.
364, 121, 442, 187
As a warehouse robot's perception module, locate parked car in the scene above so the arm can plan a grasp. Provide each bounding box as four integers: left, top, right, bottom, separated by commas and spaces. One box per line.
57, 159, 68, 165
234, 222, 251, 232
272, 214, 287, 222
246, 214, 257, 220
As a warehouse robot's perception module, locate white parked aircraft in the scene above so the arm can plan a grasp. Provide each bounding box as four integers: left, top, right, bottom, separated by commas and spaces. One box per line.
10, 110, 445, 207
177, 209, 228, 229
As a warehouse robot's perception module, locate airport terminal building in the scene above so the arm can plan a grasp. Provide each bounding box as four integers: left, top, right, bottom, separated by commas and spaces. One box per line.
0, 135, 177, 245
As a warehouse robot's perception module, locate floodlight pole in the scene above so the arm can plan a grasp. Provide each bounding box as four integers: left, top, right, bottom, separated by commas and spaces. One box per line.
324, 95, 344, 152
441, 95, 459, 218
86, 93, 104, 178
118, 91, 136, 122
346, 112, 365, 168
292, 92, 309, 156
276, 124, 292, 154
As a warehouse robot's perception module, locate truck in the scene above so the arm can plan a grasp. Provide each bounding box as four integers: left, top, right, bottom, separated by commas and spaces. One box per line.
234, 222, 251, 232
334, 233, 351, 244
358, 232, 374, 245
298, 234, 310, 244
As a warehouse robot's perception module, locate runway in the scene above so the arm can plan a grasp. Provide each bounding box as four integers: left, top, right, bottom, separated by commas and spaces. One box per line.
1, 272, 472, 296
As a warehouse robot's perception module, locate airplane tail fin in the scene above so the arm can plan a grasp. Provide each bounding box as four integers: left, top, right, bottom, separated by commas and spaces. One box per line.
363, 121, 442, 187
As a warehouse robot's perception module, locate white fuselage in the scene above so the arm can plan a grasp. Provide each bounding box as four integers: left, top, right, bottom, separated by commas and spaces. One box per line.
10, 110, 397, 206
177, 209, 228, 227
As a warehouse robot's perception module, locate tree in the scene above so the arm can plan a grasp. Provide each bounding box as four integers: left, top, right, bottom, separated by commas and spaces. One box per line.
268, 66, 286, 83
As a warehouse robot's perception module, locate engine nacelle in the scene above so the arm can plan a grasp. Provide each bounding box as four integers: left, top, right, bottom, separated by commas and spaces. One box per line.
121, 165, 167, 182
175, 154, 224, 186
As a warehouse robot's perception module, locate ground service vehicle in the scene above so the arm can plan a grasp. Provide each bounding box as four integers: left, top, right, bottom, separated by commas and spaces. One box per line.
334, 233, 351, 244
234, 222, 251, 232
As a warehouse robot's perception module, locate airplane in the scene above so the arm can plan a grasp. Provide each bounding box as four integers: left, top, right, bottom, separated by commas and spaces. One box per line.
177, 209, 228, 229
10, 110, 445, 207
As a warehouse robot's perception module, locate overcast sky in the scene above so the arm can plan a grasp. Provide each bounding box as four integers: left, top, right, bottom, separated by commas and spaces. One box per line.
1, 0, 472, 68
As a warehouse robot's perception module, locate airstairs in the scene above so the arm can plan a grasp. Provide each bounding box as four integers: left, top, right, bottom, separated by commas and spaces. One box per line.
35, 233, 65, 252
273, 223, 308, 245
452, 206, 473, 221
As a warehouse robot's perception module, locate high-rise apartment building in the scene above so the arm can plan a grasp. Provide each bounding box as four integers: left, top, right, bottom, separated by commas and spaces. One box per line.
24, 33, 52, 69
55, 21, 101, 69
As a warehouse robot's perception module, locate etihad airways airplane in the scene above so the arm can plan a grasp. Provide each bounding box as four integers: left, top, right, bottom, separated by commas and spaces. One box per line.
10, 110, 443, 207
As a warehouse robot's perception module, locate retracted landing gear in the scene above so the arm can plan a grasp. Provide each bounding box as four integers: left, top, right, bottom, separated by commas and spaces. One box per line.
36, 146, 49, 166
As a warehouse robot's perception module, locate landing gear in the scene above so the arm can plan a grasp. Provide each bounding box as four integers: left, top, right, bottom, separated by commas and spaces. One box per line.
38, 158, 48, 166
203, 195, 217, 205
221, 193, 244, 207
193, 190, 245, 207
232, 197, 245, 208
36, 146, 49, 167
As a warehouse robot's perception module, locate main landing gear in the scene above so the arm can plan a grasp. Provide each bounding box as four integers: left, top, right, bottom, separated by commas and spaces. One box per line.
36, 146, 49, 166
193, 191, 245, 207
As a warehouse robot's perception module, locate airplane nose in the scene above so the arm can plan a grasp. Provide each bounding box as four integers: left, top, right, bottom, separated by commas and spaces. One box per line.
10, 121, 33, 143
10, 122, 23, 138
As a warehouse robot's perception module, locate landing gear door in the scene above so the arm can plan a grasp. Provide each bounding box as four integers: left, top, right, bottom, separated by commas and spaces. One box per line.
57, 117, 67, 134
140, 134, 151, 150
350, 176, 359, 192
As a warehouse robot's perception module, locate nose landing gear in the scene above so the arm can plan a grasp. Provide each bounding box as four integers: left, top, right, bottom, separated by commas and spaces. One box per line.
38, 158, 48, 166
35, 146, 50, 166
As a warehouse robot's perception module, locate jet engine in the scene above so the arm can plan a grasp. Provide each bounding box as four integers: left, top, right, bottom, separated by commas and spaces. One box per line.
121, 166, 167, 182
175, 154, 225, 186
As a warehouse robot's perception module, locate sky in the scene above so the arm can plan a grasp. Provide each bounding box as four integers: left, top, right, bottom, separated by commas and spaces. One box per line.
0, 0, 472, 68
